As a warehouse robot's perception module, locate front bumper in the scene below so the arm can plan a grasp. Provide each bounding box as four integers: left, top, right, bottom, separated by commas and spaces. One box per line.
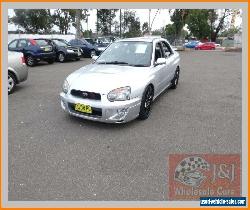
60, 92, 141, 123
65, 52, 80, 59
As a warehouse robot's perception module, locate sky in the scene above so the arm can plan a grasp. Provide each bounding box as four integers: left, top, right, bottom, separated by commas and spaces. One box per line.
8, 9, 242, 34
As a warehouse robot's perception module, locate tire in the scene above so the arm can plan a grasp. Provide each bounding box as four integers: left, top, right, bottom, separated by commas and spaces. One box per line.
75, 57, 80, 61
170, 67, 180, 89
8, 72, 16, 94
138, 85, 154, 120
47, 58, 55, 64
58, 52, 65, 62
90, 50, 96, 58
26, 55, 36, 67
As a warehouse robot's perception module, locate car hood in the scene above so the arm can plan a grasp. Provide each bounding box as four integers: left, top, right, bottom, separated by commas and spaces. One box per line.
67, 64, 150, 93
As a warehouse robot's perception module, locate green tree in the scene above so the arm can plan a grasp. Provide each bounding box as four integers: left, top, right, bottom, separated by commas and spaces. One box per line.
186, 9, 210, 39
122, 10, 141, 38
142, 22, 149, 35
11, 9, 53, 33
52, 9, 76, 34
220, 26, 240, 38
208, 9, 232, 42
71, 9, 89, 37
170, 9, 189, 39
96, 9, 118, 35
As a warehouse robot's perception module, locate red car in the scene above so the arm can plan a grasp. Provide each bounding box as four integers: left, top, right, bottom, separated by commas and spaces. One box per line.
195, 42, 216, 50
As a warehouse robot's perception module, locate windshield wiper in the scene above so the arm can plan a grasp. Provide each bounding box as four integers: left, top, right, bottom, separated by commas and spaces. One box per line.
129, 64, 147, 67
97, 61, 129, 65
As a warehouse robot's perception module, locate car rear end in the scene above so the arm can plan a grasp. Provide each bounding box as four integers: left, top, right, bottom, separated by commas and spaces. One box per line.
27, 39, 56, 63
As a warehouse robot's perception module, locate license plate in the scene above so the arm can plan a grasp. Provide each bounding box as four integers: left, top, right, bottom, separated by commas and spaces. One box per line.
78, 51, 81, 56
44, 47, 50, 51
74, 103, 92, 114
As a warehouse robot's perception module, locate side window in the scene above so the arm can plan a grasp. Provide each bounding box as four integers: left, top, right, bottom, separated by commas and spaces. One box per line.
70, 40, 76, 45
154, 42, 164, 62
17, 39, 27, 48
8, 40, 18, 49
161, 41, 173, 57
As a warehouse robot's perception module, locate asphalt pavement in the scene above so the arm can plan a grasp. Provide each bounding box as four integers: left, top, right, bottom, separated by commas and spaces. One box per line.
8, 51, 242, 200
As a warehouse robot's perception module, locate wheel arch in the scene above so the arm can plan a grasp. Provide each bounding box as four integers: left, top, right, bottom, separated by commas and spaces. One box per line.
8, 68, 19, 84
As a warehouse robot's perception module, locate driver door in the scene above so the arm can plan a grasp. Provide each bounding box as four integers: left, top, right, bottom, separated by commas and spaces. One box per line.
153, 42, 168, 96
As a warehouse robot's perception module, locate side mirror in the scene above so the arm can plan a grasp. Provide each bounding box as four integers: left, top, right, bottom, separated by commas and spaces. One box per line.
92, 55, 98, 61
155, 58, 166, 66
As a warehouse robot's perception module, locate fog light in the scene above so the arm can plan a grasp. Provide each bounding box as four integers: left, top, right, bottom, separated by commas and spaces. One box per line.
109, 108, 129, 120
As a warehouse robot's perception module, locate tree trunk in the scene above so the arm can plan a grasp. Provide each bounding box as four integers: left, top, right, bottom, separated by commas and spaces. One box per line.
76, 9, 81, 38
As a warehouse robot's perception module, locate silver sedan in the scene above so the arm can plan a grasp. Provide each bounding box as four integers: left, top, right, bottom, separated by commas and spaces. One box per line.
60, 37, 180, 123
8, 51, 28, 94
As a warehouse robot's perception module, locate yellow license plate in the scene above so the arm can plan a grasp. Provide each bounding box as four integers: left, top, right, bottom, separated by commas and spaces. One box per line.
44, 47, 50, 51
74, 103, 92, 114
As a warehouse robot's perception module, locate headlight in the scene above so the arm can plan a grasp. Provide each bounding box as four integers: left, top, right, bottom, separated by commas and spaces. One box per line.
67, 49, 74, 53
107, 86, 131, 102
62, 80, 69, 94
98, 47, 105, 51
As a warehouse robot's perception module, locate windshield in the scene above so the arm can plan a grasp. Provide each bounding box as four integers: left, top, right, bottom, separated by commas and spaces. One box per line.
85, 39, 95, 45
96, 41, 152, 67
52, 39, 69, 47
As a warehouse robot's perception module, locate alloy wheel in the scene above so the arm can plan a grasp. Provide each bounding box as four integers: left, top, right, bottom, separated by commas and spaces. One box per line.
144, 86, 154, 115
8, 74, 14, 93
58, 53, 65, 62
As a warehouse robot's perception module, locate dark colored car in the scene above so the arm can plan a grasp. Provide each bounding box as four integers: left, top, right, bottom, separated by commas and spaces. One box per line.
49, 39, 82, 62
8, 38, 56, 67
85, 37, 109, 54
69, 38, 100, 58
85, 38, 96, 45
195, 42, 216, 50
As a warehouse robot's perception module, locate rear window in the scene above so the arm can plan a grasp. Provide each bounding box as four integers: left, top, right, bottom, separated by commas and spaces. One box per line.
35, 39, 49, 46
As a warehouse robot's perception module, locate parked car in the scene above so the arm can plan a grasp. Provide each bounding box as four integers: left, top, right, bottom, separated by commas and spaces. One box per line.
85, 37, 110, 54
8, 51, 28, 94
69, 38, 100, 58
85, 38, 96, 45
60, 37, 180, 123
8, 38, 56, 67
195, 42, 216, 50
48, 39, 82, 62
184, 40, 201, 48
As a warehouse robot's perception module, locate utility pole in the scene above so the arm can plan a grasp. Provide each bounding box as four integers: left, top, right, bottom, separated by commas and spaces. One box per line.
119, 9, 122, 38
76, 9, 81, 38
149, 9, 151, 35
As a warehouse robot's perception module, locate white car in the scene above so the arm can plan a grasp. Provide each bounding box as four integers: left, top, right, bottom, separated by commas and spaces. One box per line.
60, 37, 180, 123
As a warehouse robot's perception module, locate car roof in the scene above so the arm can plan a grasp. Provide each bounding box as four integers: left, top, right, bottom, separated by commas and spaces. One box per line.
117, 36, 165, 43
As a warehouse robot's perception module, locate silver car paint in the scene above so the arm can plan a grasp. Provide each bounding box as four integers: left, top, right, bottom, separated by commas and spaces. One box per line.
8, 51, 28, 83
60, 37, 180, 123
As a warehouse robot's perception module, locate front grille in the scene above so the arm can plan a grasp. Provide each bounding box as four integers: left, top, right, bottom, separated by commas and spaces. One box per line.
68, 103, 102, 117
71, 89, 101, 100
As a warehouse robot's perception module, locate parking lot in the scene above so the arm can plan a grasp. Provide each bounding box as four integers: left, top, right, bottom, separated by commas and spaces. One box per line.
8, 51, 242, 201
